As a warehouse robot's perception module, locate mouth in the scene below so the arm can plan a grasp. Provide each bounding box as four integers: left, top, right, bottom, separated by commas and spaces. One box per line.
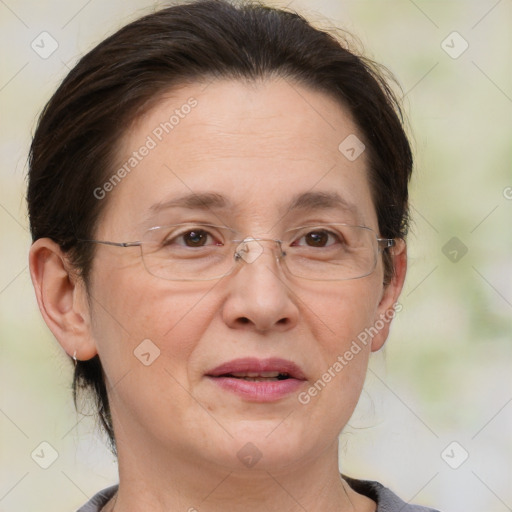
206, 357, 306, 381
205, 358, 307, 402
217, 371, 292, 382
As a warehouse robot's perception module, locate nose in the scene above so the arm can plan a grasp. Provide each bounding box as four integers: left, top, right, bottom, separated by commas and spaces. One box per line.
221, 239, 299, 333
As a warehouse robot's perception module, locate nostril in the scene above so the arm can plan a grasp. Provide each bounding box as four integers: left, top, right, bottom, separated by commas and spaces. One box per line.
238, 317, 250, 324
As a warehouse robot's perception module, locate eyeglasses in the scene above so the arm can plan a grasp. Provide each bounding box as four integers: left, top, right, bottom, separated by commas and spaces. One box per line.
78, 223, 395, 281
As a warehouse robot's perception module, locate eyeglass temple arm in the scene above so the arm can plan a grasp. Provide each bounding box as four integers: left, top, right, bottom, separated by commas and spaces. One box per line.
377, 238, 396, 249
77, 239, 141, 248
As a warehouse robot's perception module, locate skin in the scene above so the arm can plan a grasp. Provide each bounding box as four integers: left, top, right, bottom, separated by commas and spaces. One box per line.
29, 78, 406, 512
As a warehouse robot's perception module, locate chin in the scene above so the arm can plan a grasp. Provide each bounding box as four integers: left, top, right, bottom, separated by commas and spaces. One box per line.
203, 419, 314, 472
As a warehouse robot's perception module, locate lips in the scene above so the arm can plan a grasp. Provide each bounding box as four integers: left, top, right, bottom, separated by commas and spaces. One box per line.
206, 357, 306, 381
205, 357, 307, 402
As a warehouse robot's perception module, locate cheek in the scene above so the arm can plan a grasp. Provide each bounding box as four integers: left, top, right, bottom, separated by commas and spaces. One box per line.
299, 276, 382, 350
88, 262, 218, 384
294, 279, 381, 421
88, 267, 223, 440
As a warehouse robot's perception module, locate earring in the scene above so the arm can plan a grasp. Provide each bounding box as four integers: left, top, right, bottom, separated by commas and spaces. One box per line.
72, 350, 77, 367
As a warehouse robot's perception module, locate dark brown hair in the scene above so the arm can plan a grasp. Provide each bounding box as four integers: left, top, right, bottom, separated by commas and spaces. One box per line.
27, 0, 413, 454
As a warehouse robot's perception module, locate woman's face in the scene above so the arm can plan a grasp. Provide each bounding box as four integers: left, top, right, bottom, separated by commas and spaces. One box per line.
86, 78, 405, 471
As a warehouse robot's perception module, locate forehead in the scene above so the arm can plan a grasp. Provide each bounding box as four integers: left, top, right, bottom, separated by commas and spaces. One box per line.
100, 78, 377, 235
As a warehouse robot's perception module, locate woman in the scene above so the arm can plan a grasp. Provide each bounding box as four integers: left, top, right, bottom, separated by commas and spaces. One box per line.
27, 1, 439, 510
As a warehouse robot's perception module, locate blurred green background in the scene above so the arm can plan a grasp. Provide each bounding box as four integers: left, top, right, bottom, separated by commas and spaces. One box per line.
1, 1, 511, 511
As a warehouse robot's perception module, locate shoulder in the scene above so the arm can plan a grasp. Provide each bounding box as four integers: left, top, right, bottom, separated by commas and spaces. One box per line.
344, 475, 441, 512
78, 479, 441, 512
76, 484, 118, 512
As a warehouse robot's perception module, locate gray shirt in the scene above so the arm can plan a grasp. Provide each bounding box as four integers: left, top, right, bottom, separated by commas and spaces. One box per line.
76, 478, 440, 511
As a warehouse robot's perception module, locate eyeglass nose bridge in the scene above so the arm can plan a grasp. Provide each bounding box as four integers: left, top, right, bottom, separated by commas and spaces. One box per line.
234, 237, 285, 265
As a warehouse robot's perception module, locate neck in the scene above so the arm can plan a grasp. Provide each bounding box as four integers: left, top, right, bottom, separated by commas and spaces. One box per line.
108, 436, 374, 512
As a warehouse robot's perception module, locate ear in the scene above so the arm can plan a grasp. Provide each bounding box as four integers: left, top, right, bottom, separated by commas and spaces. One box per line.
371, 239, 407, 352
29, 238, 98, 361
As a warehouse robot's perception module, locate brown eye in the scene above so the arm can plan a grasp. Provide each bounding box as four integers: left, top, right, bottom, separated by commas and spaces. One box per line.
304, 231, 330, 247
293, 229, 340, 248
182, 230, 210, 247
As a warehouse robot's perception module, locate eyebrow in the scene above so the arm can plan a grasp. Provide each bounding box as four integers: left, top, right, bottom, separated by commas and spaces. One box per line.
286, 191, 358, 215
148, 192, 232, 214
146, 190, 358, 219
